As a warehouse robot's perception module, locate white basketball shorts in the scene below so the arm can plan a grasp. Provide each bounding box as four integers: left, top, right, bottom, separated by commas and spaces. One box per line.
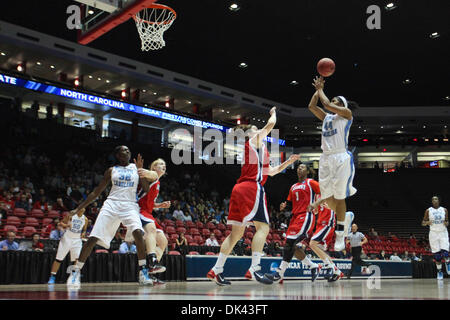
56, 235, 82, 261
319, 151, 357, 200
429, 230, 449, 253
90, 199, 143, 249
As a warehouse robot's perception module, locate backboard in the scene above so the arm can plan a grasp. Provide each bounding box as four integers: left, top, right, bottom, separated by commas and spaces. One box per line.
74, 0, 158, 45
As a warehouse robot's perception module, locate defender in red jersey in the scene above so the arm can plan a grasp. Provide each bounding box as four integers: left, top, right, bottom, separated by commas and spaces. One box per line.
208, 107, 300, 286
266, 164, 322, 283
127, 158, 170, 282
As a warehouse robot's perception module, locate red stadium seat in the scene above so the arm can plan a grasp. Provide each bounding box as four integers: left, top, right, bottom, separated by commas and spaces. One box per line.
224, 230, 231, 237
266, 233, 273, 240
176, 227, 187, 234
112, 250, 119, 254
226, 224, 232, 230
3, 225, 18, 234
185, 235, 194, 243
217, 224, 226, 231
205, 252, 216, 256
202, 228, 211, 236
25, 217, 39, 227
273, 234, 281, 241
168, 250, 181, 255
6, 216, 21, 227
170, 234, 179, 241
165, 226, 176, 234
194, 235, 204, 244
46, 210, 60, 219
176, 220, 185, 227
186, 221, 195, 228
13, 208, 27, 217
164, 219, 175, 226
22, 226, 37, 238
95, 249, 109, 253
42, 218, 53, 226
189, 228, 200, 235
188, 242, 199, 246
188, 251, 200, 255
213, 229, 222, 238
206, 222, 216, 230
196, 221, 204, 229
31, 209, 45, 219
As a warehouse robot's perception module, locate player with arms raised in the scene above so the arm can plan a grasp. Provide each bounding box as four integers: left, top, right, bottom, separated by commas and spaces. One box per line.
309, 76, 358, 252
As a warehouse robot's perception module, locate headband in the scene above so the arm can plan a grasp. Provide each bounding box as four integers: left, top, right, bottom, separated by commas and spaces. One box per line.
338, 96, 348, 108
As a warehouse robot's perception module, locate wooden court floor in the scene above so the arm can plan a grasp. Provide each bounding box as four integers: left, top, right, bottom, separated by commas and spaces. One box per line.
0, 279, 448, 300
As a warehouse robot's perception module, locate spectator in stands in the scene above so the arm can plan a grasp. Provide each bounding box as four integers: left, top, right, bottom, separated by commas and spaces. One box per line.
172, 204, 184, 221
390, 252, 402, 262
53, 197, 68, 212
44, 218, 60, 234
0, 231, 19, 251
183, 210, 193, 222
162, 208, 172, 221
410, 252, 420, 261
15, 194, 31, 211
205, 233, 219, 247
33, 196, 49, 212
85, 219, 93, 236
377, 250, 388, 260
175, 232, 188, 255
388, 232, 399, 241
49, 223, 64, 240
409, 233, 417, 246
402, 251, 410, 261
0, 202, 6, 224
0, 192, 15, 211
361, 249, 369, 260
31, 233, 44, 252
368, 228, 378, 238
118, 240, 137, 254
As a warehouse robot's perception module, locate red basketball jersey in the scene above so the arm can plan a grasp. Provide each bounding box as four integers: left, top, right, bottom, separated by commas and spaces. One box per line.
287, 179, 320, 217
138, 180, 160, 216
316, 205, 336, 227
237, 139, 270, 186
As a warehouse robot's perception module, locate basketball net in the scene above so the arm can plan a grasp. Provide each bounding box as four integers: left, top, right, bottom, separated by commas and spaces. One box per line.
133, 4, 176, 51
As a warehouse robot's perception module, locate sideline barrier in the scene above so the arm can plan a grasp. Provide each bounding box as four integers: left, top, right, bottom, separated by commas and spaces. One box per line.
186, 255, 413, 280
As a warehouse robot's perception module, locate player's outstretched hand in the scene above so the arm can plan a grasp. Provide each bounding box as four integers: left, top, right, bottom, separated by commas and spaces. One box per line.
161, 201, 171, 208
280, 201, 287, 211
269, 106, 277, 115
312, 76, 325, 90
288, 154, 300, 162
134, 153, 144, 169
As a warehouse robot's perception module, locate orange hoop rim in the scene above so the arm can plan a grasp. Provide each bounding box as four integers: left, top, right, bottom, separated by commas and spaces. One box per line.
133, 3, 177, 25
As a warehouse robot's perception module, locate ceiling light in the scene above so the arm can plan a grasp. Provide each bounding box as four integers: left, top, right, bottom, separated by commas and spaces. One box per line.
403, 79, 412, 84
301, 130, 304, 133
50, 65, 55, 69
74, 78, 81, 87
142, 89, 146, 93
226, 111, 230, 114
430, 32, 440, 39
385, 3, 396, 10
423, 125, 426, 128
36, 62, 42, 65
229, 3, 240, 11
434, 139, 439, 142
97, 77, 101, 81
290, 80, 299, 86
88, 75, 93, 79
17, 64, 24, 72
380, 126, 383, 128
187, 101, 191, 104
239, 62, 248, 68
294, 126, 298, 129
424, 138, 429, 142
88, 9, 94, 15
0, 52, 6, 56
445, 125, 448, 128
106, 80, 110, 83
222, 109, 225, 112
153, 92, 157, 95
364, 129, 367, 132
401, 125, 404, 128
444, 96, 450, 100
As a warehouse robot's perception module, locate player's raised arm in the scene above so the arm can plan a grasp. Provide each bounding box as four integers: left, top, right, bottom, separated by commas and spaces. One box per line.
72, 169, 112, 214
421, 209, 431, 226
268, 154, 300, 176
137, 168, 158, 193
313, 76, 352, 120
254, 107, 277, 147
308, 91, 327, 121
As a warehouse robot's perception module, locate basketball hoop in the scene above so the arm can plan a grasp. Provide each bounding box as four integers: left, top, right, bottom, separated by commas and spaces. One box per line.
133, 3, 176, 51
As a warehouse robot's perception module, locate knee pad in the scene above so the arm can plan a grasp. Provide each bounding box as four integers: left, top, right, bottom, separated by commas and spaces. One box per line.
433, 252, 442, 263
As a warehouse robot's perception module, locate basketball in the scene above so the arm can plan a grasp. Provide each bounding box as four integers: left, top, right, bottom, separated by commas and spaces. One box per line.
317, 58, 335, 77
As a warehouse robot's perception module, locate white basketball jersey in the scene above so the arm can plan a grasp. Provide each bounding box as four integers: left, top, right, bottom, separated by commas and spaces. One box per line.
428, 206, 447, 232
321, 113, 353, 153
65, 214, 86, 238
107, 163, 139, 202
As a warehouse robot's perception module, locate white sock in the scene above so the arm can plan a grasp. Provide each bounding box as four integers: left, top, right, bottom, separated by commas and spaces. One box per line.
213, 253, 228, 273
251, 252, 262, 268
51, 272, 56, 276
302, 256, 318, 268
437, 264, 442, 271
75, 261, 84, 270
138, 259, 146, 267
279, 260, 289, 275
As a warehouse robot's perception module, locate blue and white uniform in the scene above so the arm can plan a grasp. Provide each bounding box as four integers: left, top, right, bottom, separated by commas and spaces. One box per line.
428, 206, 449, 253
319, 112, 357, 200
56, 213, 86, 261
89, 163, 143, 249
